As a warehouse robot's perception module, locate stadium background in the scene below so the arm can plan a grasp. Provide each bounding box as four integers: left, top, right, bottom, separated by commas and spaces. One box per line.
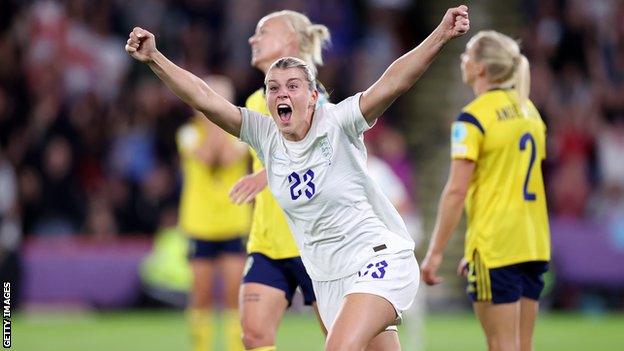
1, 0, 623, 350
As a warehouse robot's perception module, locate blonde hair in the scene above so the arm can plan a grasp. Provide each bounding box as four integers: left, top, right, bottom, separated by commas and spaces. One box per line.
265, 57, 316, 91
263, 10, 331, 76
468, 30, 531, 108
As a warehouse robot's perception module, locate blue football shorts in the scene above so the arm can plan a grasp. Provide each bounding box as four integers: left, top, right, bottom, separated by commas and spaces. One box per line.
188, 237, 245, 260
467, 251, 549, 304
242, 252, 316, 306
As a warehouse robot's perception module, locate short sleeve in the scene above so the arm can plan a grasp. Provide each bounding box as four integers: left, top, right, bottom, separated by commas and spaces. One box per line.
335, 92, 374, 137
450, 112, 484, 161
239, 107, 273, 164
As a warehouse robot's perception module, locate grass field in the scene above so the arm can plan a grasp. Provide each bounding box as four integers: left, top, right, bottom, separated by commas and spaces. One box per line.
12, 310, 624, 351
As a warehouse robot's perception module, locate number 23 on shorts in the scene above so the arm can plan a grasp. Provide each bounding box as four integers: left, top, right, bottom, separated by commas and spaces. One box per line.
358, 260, 388, 279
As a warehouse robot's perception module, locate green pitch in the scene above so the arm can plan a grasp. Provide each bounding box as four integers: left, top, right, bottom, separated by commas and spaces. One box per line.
12, 310, 624, 350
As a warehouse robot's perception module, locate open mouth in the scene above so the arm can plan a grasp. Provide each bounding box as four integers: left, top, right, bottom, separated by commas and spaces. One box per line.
277, 104, 292, 123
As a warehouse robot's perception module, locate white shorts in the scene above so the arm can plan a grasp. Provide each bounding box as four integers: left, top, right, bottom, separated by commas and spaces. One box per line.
312, 249, 420, 330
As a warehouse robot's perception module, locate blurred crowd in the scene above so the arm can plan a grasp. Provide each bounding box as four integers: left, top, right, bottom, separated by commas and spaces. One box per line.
521, 0, 624, 226
3, 0, 621, 247
0, 0, 422, 240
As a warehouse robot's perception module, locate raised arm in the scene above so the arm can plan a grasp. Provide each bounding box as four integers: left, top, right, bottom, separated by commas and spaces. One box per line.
125, 27, 242, 136
360, 5, 470, 123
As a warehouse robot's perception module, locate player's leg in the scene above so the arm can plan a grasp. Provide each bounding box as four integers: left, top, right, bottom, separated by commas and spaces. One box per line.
518, 261, 548, 351
187, 239, 217, 351
218, 238, 247, 351
325, 293, 399, 351
239, 253, 292, 350
518, 298, 538, 351
473, 301, 520, 351
239, 283, 288, 350
189, 257, 216, 307
468, 253, 522, 351
365, 330, 401, 351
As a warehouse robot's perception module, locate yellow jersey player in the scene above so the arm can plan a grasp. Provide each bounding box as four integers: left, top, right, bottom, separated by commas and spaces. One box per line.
177, 75, 251, 351
421, 31, 550, 351
227, 11, 330, 351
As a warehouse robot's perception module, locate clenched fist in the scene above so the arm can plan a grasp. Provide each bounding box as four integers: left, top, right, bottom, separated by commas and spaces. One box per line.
125, 27, 157, 63
437, 5, 470, 42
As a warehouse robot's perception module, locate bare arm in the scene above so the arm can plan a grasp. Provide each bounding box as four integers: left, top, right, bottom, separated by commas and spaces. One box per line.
360, 5, 470, 123
421, 159, 475, 285
125, 27, 242, 136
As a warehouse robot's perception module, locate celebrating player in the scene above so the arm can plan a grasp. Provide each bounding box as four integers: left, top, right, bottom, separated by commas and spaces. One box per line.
125, 5, 469, 350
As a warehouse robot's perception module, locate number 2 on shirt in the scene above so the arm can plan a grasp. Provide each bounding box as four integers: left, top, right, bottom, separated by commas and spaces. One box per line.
519, 132, 536, 201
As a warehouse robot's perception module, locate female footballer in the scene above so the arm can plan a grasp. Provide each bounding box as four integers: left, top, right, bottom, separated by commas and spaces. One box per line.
421, 30, 551, 351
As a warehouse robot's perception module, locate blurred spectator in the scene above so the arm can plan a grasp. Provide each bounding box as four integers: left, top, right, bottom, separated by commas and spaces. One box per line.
596, 117, 624, 189
132, 162, 178, 234
83, 196, 118, 241
368, 124, 417, 198
32, 135, 84, 235
365, 122, 422, 246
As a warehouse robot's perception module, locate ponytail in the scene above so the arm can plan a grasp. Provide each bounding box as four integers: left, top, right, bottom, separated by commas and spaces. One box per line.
514, 54, 530, 110
306, 24, 331, 68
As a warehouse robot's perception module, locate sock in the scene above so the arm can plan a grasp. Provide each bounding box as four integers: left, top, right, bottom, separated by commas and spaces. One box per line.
224, 309, 245, 351
246, 347, 276, 351
187, 308, 214, 351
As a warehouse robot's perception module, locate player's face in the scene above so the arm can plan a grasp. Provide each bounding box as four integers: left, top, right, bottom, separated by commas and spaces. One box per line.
265, 67, 318, 141
249, 16, 298, 73
460, 43, 479, 85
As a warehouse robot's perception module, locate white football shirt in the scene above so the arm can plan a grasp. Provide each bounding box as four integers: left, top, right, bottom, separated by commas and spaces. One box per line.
240, 93, 415, 281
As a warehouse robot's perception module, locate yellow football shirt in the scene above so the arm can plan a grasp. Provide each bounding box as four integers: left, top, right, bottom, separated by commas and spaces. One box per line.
245, 89, 300, 258
177, 118, 251, 240
450, 89, 551, 268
